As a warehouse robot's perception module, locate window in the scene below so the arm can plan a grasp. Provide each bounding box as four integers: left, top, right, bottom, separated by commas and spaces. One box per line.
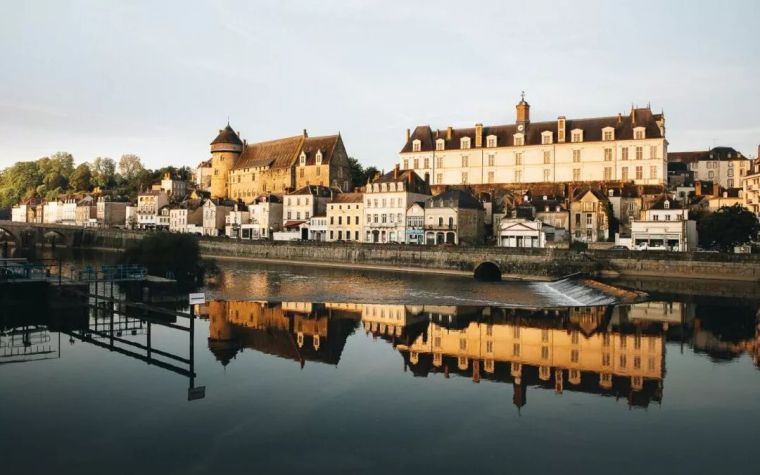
424, 158, 429, 169
573, 168, 581, 181
636, 166, 643, 180
513, 343, 521, 356
622, 147, 629, 161
461, 172, 468, 184
573, 150, 581, 162
650, 145, 657, 159
462, 156, 469, 167
571, 130, 583, 143
412, 140, 421, 152
488, 154, 495, 166
603, 129, 614, 141
460, 137, 471, 149
541, 346, 549, 360
650, 166, 657, 179
602, 353, 611, 366
487, 171, 494, 183
541, 329, 549, 342
544, 151, 551, 164
604, 167, 612, 180
436, 139, 444, 151
514, 135, 524, 146
486, 340, 494, 353
622, 167, 629, 180
436, 173, 442, 184
436, 157, 443, 168
708, 170, 715, 179
487, 136, 497, 148
300, 152, 306, 166
459, 338, 467, 351
515, 152, 523, 165
543, 169, 551, 181
542, 132, 552, 145
413, 158, 419, 169
514, 170, 521, 182
403, 159, 409, 169
620, 355, 627, 368
571, 349, 579, 363
634, 129, 645, 140
316, 150, 322, 164
635, 146, 643, 160
604, 148, 612, 161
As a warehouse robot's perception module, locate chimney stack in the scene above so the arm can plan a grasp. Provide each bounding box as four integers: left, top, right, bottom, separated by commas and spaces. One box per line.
446, 127, 453, 141
303, 129, 308, 138
475, 123, 483, 148
393, 164, 399, 179
406, 128, 411, 141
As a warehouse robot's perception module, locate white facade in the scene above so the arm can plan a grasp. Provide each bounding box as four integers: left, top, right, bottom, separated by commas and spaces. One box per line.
202, 200, 234, 236
400, 104, 667, 186
308, 216, 328, 241
136, 191, 169, 229
225, 210, 251, 238
11, 204, 28, 222
689, 158, 750, 189
498, 219, 547, 248
630, 200, 697, 251
247, 197, 283, 239
405, 202, 425, 245
363, 171, 430, 244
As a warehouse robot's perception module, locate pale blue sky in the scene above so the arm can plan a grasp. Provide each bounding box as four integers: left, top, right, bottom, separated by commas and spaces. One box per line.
1, 0, 758, 171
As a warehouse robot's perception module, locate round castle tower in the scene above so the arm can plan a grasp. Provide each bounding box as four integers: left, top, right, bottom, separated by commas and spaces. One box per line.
210, 124, 243, 199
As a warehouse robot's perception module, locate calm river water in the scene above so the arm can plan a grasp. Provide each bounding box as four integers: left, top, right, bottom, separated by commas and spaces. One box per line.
1, 251, 759, 474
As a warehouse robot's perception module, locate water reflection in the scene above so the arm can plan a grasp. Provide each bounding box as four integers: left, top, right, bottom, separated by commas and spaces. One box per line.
200, 300, 760, 409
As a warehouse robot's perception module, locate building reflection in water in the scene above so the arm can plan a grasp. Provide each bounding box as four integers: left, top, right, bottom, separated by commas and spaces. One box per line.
204, 299, 760, 409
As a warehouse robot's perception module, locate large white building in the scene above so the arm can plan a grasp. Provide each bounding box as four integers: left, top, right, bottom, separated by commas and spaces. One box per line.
399, 96, 667, 187
629, 197, 697, 251
669, 146, 751, 189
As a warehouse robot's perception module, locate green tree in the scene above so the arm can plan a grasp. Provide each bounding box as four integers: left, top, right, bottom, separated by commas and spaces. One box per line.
70, 163, 92, 191
698, 204, 759, 252
0, 161, 42, 207
118, 153, 144, 180
90, 157, 116, 188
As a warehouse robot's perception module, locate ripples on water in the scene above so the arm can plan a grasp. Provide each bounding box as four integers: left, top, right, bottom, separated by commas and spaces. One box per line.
2, 255, 760, 473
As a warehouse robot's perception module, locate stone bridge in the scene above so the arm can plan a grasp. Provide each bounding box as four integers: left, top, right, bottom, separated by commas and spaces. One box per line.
0, 220, 85, 250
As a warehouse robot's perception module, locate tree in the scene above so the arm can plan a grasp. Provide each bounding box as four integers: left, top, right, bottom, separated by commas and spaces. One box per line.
0, 161, 41, 207
118, 154, 144, 180
363, 166, 380, 183
70, 163, 92, 191
347, 157, 365, 189
698, 204, 759, 252
90, 157, 116, 188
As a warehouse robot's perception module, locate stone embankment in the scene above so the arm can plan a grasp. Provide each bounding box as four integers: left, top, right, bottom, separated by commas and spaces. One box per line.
3, 222, 760, 283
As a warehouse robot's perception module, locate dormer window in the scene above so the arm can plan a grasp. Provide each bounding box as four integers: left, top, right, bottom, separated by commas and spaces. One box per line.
460, 137, 471, 149
541, 131, 553, 145
299, 151, 306, 166
664, 200, 670, 209
410, 139, 422, 152
486, 135, 497, 148
513, 133, 524, 146
571, 129, 583, 143
634, 127, 645, 140
436, 138, 445, 151
316, 150, 322, 165
602, 127, 615, 141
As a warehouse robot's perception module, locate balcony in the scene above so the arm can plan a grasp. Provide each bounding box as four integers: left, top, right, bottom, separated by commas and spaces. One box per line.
424, 224, 457, 231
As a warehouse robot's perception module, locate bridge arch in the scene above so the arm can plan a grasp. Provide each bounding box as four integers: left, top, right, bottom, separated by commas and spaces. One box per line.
474, 261, 502, 282
43, 229, 69, 247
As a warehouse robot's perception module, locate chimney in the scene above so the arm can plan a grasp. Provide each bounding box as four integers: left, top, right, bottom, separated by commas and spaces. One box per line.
475, 123, 483, 148
303, 129, 308, 138
557, 116, 566, 143
406, 128, 411, 142
446, 127, 453, 141
617, 113, 623, 126
393, 164, 399, 179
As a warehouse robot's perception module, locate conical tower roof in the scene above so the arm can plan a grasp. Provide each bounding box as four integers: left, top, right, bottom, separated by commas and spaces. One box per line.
210, 124, 243, 146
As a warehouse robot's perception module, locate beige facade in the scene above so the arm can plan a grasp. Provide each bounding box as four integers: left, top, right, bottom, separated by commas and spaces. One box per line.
136, 191, 169, 229
283, 185, 333, 225
96, 198, 127, 227
570, 189, 610, 242
326, 192, 364, 242
423, 189, 484, 245
202, 199, 235, 236
400, 99, 667, 187
209, 125, 352, 201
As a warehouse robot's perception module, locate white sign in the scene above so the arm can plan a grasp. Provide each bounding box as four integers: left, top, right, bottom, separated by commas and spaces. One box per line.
188, 292, 206, 305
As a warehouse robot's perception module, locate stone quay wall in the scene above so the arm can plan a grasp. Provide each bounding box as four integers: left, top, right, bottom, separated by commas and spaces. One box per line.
3, 222, 759, 282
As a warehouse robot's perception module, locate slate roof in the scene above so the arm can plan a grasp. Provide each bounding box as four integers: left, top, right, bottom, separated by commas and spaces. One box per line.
288, 184, 335, 197
401, 107, 664, 153
232, 133, 343, 171
329, 192, 363, 204
668, 146, 748, 164
210, 124, 243, 146
426, 189, 483, 210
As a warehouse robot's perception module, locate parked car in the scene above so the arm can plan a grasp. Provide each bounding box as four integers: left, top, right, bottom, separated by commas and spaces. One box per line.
609, 245, 629, 251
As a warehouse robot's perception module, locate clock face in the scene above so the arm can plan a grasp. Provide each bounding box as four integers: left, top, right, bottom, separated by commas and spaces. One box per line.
517, 124, 524, 132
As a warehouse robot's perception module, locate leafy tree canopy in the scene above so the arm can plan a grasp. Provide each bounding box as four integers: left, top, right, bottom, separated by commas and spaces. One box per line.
697, 204, 759, 252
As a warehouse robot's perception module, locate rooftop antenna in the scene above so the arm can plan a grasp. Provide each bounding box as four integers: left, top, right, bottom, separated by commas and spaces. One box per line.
520, 90, 525, 101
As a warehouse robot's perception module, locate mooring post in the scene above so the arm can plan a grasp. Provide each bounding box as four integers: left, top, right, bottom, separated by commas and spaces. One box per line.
189, 302, 195, 390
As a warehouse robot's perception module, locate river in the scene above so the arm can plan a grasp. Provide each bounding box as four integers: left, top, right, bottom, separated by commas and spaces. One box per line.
1, 250, 759, 474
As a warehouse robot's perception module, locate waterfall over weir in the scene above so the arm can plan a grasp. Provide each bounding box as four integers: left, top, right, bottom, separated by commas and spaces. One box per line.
529, 277, 637, 307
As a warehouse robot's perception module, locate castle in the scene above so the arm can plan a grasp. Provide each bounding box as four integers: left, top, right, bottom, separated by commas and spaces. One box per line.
209, 124, 352, 201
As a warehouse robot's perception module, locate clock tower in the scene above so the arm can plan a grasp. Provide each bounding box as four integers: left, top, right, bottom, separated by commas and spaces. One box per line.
515, 91, 530, 131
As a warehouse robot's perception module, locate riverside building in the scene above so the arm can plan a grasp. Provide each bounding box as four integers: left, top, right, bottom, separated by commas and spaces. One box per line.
399, 95, 667, 187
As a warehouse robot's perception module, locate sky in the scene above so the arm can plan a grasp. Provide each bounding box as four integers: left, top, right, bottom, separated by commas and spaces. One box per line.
1, 0, 759, 172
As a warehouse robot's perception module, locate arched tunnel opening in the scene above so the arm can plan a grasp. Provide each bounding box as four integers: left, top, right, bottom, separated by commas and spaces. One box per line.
474, 262, 502, 282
